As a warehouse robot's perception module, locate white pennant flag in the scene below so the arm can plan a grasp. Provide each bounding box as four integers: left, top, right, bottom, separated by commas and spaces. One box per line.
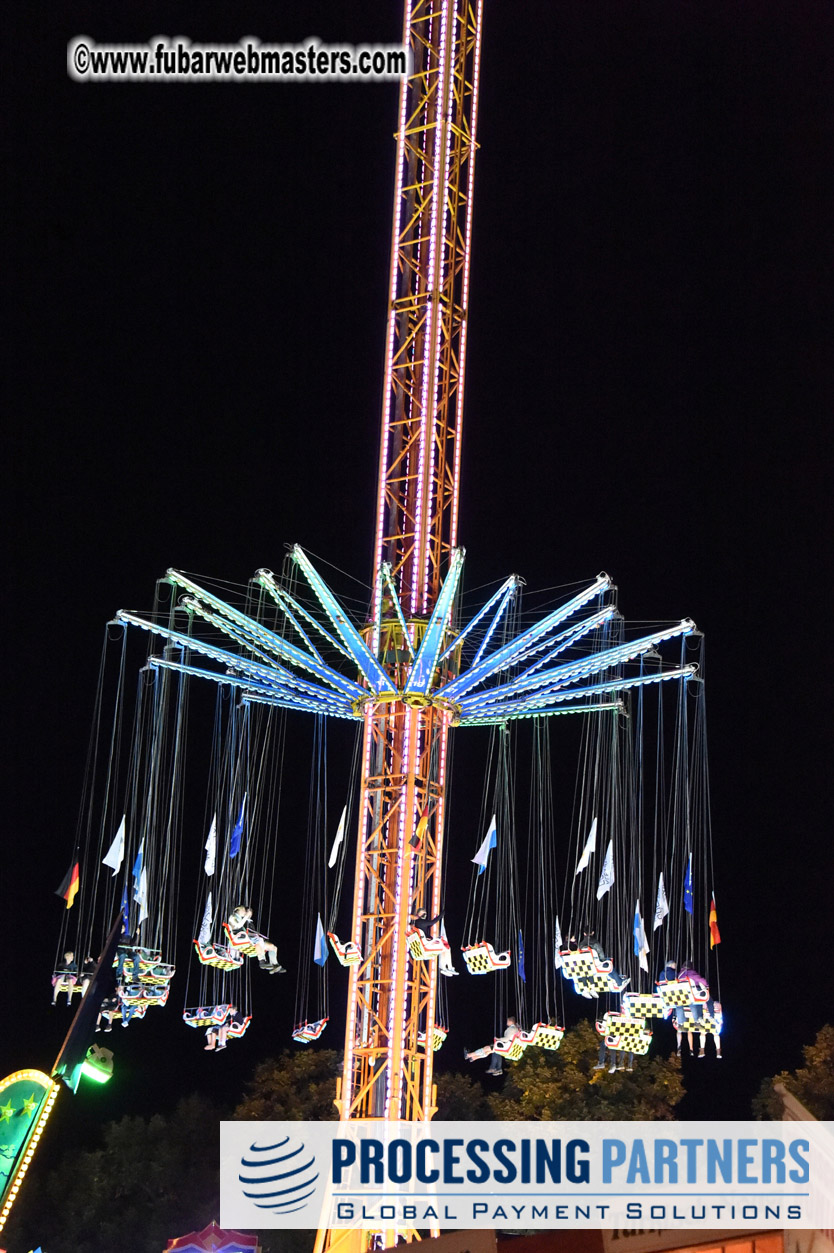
136, 869, 149, 923
471, 814, 497, 875
102, 815, 126, 876
653, 872, 669, 930
554, 915, 563, 969
596, 840, 615, 900
574, 817, 598, 875
204, 814, 217, 877
328, 806, 347, 869
198, 892, 213, 945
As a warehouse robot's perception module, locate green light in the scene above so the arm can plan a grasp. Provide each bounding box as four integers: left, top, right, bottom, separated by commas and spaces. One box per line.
79, 1046, 113, 1085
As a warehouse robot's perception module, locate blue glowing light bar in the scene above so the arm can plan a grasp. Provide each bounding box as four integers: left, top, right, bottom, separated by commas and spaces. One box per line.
437, 573, 612, 702
437, 574, 520, 664
405, 548, 465, 694
291, 546, 395, 695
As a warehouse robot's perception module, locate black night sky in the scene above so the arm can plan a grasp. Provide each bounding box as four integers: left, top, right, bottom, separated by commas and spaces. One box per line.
5, 0, 834, 1159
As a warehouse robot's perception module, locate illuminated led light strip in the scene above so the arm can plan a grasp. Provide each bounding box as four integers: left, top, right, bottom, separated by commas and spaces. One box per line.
245, 585, 323, 663
408, 0, 448, 616
405, 547, 464, 693
438, 572, 611, 700
459, 700, 624, 726
343, 704, 377, 1120
370, 565, 386, 658
149, 658, 357, 716
459, 665, 698, 721
437, 574, 517, 662
449, 0, 483, 555
419, 0, 457, 615
255, 570, 353, 664
241, 693, 359, 720
118, 608, 365, 701
373, 0, 414, 616
521, 605, 618, 678
167, 568, 329, 670
387, 703, 414, 1118
0, 1074, 60, 1234
459, 618, 697, 711
424, 708, 450, 1119
292, 547, 395, 694
470, 579, 518, 670
381, 563, 415, 659
180, 596, 306, 670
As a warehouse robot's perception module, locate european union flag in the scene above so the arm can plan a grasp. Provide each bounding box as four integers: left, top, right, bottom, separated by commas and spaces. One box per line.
518, 929, 526, 983
683, 853, 694, 915
229, 794, 247, 860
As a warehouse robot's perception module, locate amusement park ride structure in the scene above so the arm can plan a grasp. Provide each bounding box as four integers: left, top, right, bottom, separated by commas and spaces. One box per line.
2, 0, 711, 1248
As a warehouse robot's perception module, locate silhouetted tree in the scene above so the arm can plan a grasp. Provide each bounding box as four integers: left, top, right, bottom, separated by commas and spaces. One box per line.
753, 1024, 834, 1120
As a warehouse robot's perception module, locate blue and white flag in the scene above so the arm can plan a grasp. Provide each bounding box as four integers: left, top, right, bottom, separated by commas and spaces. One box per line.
683, 853, 693, 916
102, 815, 126, 876
633, 899, 649, 972
574, 817, 597, 875
471, 814, 497, 876
229, 794, 247, 860
596, 840, 615, 900
554, 915, 563, 969
653, 872, 669, 930
313, 913, 328, 966
204, 813, 217, 876
132, 839, 144, 886
518, 930, 526, 983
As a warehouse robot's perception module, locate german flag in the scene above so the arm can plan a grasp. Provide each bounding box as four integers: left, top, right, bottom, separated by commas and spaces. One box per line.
709, 895, 721, 949
410, 808, 430, 849
56, 860, 80, 910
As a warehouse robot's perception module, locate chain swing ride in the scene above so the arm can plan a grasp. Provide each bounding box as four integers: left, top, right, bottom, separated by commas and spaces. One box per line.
42, 1, 725, 1249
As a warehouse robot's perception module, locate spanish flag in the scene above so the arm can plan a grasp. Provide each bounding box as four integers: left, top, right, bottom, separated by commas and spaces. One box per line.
56, 860, 80, 910
709, 895, 721, 949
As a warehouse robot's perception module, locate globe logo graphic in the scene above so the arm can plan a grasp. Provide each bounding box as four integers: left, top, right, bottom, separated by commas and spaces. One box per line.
238, 1135, 319, 1214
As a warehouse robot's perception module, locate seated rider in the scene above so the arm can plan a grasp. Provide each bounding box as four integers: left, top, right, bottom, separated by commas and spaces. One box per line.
52, 951, 78, 1005
578, 930, 629, 993
465, 1016, 518, 1075
410, 907, 458, 976
205, 1004, 247, 1051
228, 905, 285, 974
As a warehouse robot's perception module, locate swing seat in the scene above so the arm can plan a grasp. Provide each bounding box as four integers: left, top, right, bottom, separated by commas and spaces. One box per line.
519, 1022, 564, 1051
493, 1031, 526, 1060
560, 948, 617, 995
596, 1012, 653, 1055
122, 982, 169, 1008
327, 932, 362, 966
678, 1011, 722, 1036
656, 977, 709, 1009
292, 1017, 329, 1043
462, 942, 512, 974
223, 922, 260, 957
417, 1025, 448, 1052
406, 927, 450, 961
193, 939, 244, 970
183, 1005, 233, 1029
52, 973, 82, 996
226, 1014, 252, 1040
623, 991, 666, 1018
139, 962, 175, 984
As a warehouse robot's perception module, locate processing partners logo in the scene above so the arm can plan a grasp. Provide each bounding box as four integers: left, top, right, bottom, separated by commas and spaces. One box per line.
221, 1120, 834, 1231
237, 1133, 319, 1216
